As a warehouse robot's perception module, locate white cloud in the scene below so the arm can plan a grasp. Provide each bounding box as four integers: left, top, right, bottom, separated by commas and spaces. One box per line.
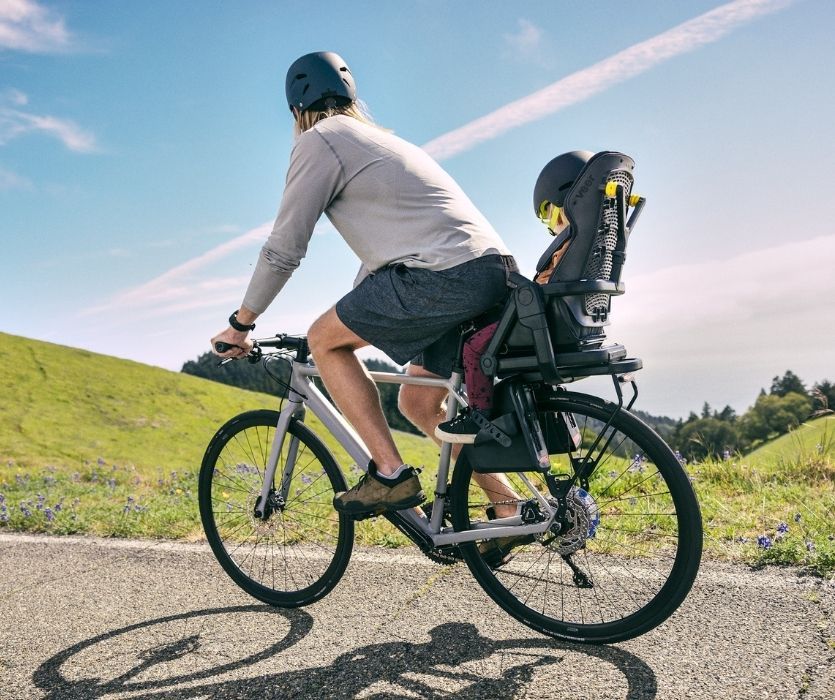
79, 222, 272, 318
610, 235, 835, 415
422, 0, 794, 160
0, 163, 31, 190
503, 18, 544, 59
80, 217, 343, 320
3, 88, 28, 106
619, 235, 835, 331
0, 0, 71, 52
0, 106, 97, 152
76, 0, 798, 348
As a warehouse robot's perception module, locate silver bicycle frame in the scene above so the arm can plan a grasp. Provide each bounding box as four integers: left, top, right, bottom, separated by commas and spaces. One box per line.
257, 357, 555, 546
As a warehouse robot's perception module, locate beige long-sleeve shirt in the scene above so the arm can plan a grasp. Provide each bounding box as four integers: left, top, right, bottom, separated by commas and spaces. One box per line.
242, 115, 510, 313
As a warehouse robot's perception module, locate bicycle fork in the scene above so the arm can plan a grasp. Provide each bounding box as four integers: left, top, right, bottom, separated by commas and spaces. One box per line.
253, 392, 304, 520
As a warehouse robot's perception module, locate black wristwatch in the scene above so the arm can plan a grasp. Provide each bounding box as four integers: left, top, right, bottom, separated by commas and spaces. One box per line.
229, 310, 256, 332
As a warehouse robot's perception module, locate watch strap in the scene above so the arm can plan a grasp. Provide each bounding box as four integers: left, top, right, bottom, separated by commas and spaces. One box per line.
229, 311, 256, 332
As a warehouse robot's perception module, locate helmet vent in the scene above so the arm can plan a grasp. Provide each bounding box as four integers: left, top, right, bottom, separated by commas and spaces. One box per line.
294, 73, 307, 80
302, 84, 309, 95
558, 181, 573, 192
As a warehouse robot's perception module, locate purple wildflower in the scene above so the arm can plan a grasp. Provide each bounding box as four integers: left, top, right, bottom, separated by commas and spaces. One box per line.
54, 501, 63, 512
794, 513, 802, 523
97, 457, 106, 466
106, 478, 117, 489
300, 474, 313, 485
776, 522, 789, 535
806, 540, 815, 552
757, 535, 773, 549
722, 449, 731, 461
0, 506, 8, 524
20, 503, 32, 518
0, 493, 5, 505
45, 508, 55, 523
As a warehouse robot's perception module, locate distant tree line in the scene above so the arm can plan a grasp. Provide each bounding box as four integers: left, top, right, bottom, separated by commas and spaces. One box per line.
668, 370, 834, 461
181, 352, 421, 435
182, 354, 832, 459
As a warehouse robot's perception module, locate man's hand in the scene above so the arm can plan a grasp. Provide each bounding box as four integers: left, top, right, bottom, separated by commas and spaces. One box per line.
210, 327, 253, 358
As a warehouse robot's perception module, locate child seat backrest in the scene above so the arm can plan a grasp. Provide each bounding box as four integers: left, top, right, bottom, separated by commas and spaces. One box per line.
480, 151, 644, 382
502, 151, 638, 356
539, 151, 635, 346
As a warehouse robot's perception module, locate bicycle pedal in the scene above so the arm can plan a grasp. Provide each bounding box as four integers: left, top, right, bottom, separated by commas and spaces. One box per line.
350, 508, 386, 522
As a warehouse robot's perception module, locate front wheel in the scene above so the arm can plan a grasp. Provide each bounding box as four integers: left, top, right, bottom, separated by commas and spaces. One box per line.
450, 391, 702, 644
199, 410, 354, 607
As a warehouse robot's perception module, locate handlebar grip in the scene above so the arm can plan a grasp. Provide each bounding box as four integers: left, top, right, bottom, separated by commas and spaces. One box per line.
215, 341, 235, 353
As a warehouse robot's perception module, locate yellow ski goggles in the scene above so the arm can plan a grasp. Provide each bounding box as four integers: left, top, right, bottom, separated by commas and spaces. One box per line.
538, 201, 563, 235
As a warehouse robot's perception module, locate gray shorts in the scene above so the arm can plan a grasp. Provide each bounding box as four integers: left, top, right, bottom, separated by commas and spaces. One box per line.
335, 254, 516, 377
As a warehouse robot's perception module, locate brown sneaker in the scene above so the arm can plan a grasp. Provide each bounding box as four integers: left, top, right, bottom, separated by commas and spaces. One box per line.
333, 462, 425, 516
478, 534, 535, 568
478, 502, 535, 567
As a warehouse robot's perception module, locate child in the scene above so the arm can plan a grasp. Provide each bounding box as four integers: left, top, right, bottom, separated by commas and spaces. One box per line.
435, 151, 591, 443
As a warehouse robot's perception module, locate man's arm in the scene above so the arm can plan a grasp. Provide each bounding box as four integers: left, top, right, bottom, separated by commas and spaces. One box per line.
241, 130, 345, 314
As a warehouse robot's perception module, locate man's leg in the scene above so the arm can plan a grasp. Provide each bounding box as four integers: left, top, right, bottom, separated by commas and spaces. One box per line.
398, 364, 521, 517
307, 307, 403, 476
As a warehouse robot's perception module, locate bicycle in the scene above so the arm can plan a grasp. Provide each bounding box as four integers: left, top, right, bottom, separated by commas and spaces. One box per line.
198, 152, 703, 644
200, 333, 701, 644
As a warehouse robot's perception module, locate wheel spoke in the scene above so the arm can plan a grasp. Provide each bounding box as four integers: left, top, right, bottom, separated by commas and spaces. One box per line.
200, 414, 353, 607
452, 393, 701, 643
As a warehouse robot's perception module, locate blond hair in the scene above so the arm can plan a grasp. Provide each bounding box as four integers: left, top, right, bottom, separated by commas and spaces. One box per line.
294, 101, 383, 136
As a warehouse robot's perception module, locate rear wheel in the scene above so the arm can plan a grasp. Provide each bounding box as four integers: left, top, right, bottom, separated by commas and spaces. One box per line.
199, 410, 353, 607
450, 391, 702, 643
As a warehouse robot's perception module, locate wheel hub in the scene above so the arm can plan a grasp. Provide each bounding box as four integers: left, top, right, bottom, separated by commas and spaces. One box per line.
551, 487, 600, 555
248, 490, 284, 535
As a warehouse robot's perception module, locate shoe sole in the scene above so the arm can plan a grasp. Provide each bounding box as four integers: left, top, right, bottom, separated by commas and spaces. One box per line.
433, 427, 477, 444
479, 535, 536, 568
333, 491, 426, 516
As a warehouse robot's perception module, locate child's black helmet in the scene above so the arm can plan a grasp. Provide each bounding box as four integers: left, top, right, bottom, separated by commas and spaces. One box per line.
285, 51, 357, 113
533, 150, 594, 215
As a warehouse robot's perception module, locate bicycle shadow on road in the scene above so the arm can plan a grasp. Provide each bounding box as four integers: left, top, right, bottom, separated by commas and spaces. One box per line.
32, 605, 657, 699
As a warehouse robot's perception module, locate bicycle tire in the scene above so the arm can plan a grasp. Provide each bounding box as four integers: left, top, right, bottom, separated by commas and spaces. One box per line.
199, 410, 354, 607
450, 390, 702, 644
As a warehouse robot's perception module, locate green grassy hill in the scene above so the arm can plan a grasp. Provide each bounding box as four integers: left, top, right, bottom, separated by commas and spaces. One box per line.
1, 332, 832, 574
0, 332, 438, 540
746, 414, 834, 465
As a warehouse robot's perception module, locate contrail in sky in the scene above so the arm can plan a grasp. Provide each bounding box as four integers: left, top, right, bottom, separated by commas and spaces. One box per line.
85, 0, 794, 317
422, 0, 794, 160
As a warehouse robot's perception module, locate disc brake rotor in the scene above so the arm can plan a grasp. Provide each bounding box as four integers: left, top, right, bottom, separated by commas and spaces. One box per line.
553, 487, 600, 555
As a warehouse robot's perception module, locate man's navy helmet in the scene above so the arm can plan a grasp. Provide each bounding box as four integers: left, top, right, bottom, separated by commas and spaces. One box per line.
285, 51, 356, 113
533, 150, 594, 216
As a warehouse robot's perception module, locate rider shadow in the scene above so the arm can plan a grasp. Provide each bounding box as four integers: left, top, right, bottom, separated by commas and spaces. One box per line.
33, 606, 657, 699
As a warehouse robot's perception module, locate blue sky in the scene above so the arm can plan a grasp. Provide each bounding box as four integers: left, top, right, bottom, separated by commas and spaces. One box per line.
1, 0, 833, 417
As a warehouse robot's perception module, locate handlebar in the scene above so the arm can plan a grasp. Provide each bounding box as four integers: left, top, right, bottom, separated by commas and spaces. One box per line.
214, 334, 309, 363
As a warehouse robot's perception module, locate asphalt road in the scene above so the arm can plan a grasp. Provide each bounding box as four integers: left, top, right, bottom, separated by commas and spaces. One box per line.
0, 533, 832, 699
